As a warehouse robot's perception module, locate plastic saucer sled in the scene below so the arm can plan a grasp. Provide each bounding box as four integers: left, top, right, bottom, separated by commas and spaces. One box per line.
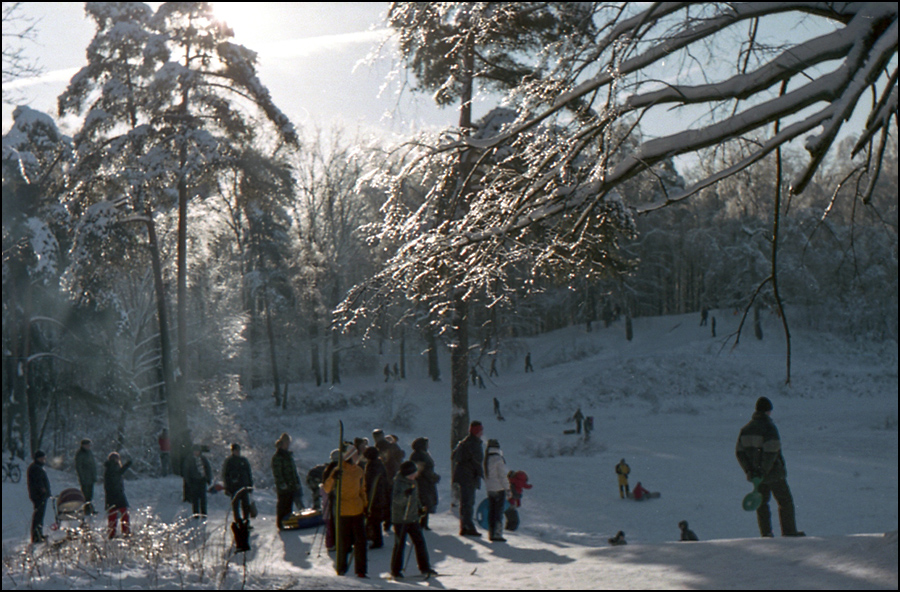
742, 477, 763, 512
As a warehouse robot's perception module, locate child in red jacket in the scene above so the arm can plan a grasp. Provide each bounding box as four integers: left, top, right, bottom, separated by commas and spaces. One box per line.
507, 471, 532, 507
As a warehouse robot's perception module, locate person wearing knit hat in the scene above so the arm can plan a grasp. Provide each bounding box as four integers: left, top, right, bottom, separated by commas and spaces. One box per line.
323, 441, 369, 577
389, 460, 437, 578
75, 438, 97, 515
272, 433, 301, 530
451, 420, 485, 536
483, 439, 510, 542
736, 396, 805, 537
27, 450, 51, 543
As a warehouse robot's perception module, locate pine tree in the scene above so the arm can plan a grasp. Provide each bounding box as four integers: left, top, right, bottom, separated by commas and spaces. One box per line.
59, 1, 297, 471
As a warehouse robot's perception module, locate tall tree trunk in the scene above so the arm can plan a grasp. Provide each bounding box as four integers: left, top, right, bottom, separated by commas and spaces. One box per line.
450, 293, 470, 451
263, 289, 281, 405
450, 31, 476, 452
310, 319, 322, 386
146, 216, 187, 476
425, 323, 440, 382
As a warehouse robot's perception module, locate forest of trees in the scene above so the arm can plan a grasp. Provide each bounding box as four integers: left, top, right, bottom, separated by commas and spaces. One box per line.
3, 2, 897, 462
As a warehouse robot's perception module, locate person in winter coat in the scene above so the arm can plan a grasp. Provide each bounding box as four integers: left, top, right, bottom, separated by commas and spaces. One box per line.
409, 437, 440, 530
452, 420, 485, 536
363, 446, 391, 548
103, 451, 132, 538
323, 445, 368, 578
74, 438, 97, 515
222, 443, 254, 521
632, 482, 650, 500
373, 429, 404, 481
272, 433, 301, 530
507, 470, 532, 507
27, 450, 51, 543
484, 439, 511, 542
390, 461, 437, 579
615, 459, 631, 498
679, 520, 699, 541
184, 444, 212, 517
736, 396, 805, 537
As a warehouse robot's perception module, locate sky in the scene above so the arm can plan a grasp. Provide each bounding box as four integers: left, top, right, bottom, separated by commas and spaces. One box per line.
2, 2, 453, 137
2, 2, 885, 173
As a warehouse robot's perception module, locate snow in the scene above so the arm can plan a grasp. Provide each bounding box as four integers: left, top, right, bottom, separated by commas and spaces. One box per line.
2, 310, 897, 589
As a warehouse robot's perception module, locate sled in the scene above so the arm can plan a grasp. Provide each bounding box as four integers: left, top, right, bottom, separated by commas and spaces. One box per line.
281, 508, 324, 530
475, 497, 510, 530
626, 491, 660, 500
742, 477, 763, 512
563, 429, 578, 435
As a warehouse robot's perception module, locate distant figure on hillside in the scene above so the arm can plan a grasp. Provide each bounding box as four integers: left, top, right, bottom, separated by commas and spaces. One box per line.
608, 530, 627, 546
679, 520, 699, 541
569, 408, 585, 434
700, 307, 709, 326
630, 481, 660, 500
384, 364, 392, 382
735, 396, 805, 537
583, 416, 594, 442
493, 397, 505, 421
524, 352, 534, 373
489, 357, 499, 377
615, 459, 630, 499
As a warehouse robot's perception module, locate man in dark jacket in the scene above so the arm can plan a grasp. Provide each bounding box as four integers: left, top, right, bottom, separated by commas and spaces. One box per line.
75, 438, 97, 515
389, 461, 436, 579
410, 437, 440, 530
736, 397, 804, 537
222, 443, 253, 521
451, 421, 484, 536
27, 450, 51, 543
272, 433, 301, 529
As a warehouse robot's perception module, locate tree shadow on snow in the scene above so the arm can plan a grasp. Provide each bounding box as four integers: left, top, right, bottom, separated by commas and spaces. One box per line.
584, 535, 897, 590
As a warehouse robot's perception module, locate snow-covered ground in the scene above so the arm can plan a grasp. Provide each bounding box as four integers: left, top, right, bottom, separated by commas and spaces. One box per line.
2, 310, 897, 589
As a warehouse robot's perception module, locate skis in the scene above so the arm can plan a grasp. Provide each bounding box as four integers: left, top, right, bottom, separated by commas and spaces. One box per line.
334, 420, 344, 575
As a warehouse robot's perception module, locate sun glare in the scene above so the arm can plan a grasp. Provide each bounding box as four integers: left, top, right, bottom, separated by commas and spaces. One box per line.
211, 2, 265, 43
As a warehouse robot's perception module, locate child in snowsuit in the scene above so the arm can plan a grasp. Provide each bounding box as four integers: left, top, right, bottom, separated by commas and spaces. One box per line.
507, 470, 532, 507
615, 459, 630, 498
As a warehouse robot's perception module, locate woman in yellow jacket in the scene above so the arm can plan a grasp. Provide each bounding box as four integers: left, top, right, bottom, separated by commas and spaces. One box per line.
323, 445, 368, 577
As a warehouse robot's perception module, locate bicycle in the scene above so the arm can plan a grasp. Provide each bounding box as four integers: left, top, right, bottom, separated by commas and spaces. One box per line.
2, 456, 22, 483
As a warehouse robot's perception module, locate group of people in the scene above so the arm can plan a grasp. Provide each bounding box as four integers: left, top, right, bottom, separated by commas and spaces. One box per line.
26, 393, 801, 572
27, 439, 134, 543
300, 428, 440, 579
451, 420, 531, 542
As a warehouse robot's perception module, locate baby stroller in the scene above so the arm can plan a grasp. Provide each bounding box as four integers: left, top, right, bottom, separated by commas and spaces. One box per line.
51, 488, 88, 540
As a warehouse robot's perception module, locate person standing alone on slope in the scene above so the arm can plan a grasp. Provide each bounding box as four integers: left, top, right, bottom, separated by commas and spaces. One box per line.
735, 396, 805, 537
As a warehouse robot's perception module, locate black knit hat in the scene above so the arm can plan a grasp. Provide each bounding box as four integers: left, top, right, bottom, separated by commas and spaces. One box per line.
399, 460, 418, 477
756, 396, 773, 413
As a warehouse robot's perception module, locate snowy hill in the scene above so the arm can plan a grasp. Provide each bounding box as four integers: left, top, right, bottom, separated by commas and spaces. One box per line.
2, 310, 897, 589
